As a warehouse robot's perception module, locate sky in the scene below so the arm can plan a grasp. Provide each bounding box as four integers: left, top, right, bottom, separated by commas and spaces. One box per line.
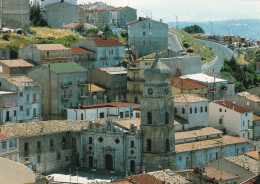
77, 0, 260, 23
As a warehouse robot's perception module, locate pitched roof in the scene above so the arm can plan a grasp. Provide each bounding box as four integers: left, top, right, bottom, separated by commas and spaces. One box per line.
86, 6, 109, 12
170, 76, 206, 90
174, 94, 208, 103
113, 119, 141, 131
202, 167, 239, 182
238, 92, 260, 102
110, 7, 126, 11
126, 18, 150, 26
81, 102, 139, 109
34, 44, 71, 51
175, 127, 222, 141
253, 114, 260, 121
0, 59, 34, 68
88, 83, 106, 92
71, 47, 94, 54
86, 38, 124, 47
175, 135, 250, 153
214, 100, 251, 113
127, 174, 163, 184
2, 76, 39, 88
0, 133, 9, 140
42, 62, 87, 74
245, 151, 259, 160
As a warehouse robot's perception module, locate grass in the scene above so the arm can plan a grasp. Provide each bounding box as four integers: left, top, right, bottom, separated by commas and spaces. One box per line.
169, 28, 216, 65
237, 54, 249, 65
31, 27, 81, 39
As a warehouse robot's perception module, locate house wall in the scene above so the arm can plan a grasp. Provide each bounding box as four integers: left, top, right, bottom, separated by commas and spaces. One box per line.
117, 7, 137, 27
44, 2, 80, 28
128, 19, 168, 57
0, 47, 10, 60
0, 93, 18, 124
0, 137, 19, 162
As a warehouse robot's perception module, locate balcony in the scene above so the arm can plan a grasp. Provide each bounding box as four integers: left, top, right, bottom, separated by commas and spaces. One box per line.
60, 81, 72, 88
78, 93, 88, 99
61, 94, 72, 101
248, 125, 253, 130
127, 90, 143, 95
78, 80, 88, 86
3, 102, 17, 108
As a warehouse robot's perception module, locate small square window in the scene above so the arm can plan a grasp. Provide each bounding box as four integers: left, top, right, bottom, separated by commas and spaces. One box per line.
219, 108, 222, 112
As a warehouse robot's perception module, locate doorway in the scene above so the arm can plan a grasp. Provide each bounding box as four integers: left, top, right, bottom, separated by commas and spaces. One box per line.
105, 154, 113, 170
89, 156, 93, 168
130, 160, 135, 172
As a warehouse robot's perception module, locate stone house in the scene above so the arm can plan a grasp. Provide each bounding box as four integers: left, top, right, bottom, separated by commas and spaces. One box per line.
0, 59, 34, 77
0, 91, 18, 125
71, 46, 95, 67
127, 18, 168, 57
0, 76, 41, 123
88, 83, 107, 105
43, 2, 80, 28
73, 38, 125, 69
0, 134, 19, 162
27, 62, 88, 120
18, 44, 72, 65
0, 47, 10, 60
89, 67, 127, 102
0, 0, 30, 30
109, 7, 137, 28
67, 102, 140, 120
209, 100, 253, 139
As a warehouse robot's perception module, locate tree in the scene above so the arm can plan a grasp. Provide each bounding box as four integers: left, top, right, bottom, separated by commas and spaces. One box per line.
255, 50, 260, 62
183, 25, 205, 34
75, 23, 86, 35
30, 5, 48, 27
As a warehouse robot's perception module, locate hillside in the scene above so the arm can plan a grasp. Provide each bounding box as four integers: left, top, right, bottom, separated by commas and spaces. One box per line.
169, 28, 216, 64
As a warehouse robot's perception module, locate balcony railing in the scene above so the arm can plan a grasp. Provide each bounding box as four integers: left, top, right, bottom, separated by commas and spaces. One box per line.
3, 102, 17, 108
78, 80, 88, 86
78, 93, 88, 99
61, 81, 72, 88
248, 125, 253, 130
61, 94, 72, 101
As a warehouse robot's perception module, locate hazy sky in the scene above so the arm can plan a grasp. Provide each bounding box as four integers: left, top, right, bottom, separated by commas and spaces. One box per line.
77, 0, 260, 22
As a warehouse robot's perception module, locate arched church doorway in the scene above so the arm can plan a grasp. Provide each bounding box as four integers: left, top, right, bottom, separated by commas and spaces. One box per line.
130, 160, 135, 172
105, 154, 113, 170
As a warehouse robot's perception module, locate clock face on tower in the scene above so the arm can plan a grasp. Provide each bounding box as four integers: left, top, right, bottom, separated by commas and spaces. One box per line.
147, 88, 153, 95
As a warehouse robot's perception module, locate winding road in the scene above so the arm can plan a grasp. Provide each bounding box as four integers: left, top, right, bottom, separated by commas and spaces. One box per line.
200, 39, 238, 73
168, 32, 183, 52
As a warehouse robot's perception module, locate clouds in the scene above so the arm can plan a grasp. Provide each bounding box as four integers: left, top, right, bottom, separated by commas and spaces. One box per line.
77, 0, 260, 22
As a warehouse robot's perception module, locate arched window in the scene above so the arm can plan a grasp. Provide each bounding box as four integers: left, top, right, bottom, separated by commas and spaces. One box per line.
190, 107, 192, 114
166, 139, 169, 151
201, 106, 203, 113
174, 107, 177, 114
147, 139, 151, 152
165, 112, 169, 124
147, 112, 152, 124
205, 106, 208, 112
195, 107, 197, 114
182, 108, 185, 114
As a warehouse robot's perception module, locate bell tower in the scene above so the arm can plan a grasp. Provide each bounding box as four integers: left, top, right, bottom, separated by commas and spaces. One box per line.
140, 53, 175, 172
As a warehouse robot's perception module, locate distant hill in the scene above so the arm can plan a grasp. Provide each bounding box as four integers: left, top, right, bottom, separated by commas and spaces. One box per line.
168, 19, 260, 40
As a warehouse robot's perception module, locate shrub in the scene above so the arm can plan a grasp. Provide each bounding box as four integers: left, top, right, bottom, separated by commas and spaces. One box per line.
2, 34, 10, 41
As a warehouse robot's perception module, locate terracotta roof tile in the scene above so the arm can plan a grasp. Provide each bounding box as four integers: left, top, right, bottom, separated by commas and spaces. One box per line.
86, 38, 124, 47
214, 100, 251, 113
0, 133, 9, 140
202, 167, 239, 182
3, 76, 39, 88
110, 7, 126, 11
113, 119, 140, 131
170, 76, 206, 90
71, 47, 93, 54
253, 114, 260, 121
0, 59, 34, 68
34, 44, 71, 51
245, 151, 259, 160
174, 94, 208, 103
128, 174, 163, 184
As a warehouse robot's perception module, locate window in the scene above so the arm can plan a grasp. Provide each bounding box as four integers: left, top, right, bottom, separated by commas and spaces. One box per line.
81, 113, 84, 120
186, 157, 189, 166
37, 141, 41, 149
131, 140, 134, 148
136, 112, 140, 118
142, 23, 146, 29
146, 139, 151, 152
147, 112, 152, 124
20, 106, 23, 111
143, 31, 146, 36
89, 137, 93, 144
27, 94, 29, 101
190, 107, 192, 114
1, 141, 7, 149
33, 94, 36, 103
20, 92, 23, 96
165, 112, 169, 124
62, 137, 66, 149
243, 121, 245, 127
24, 143, 29, 151
182, 108, 185, 114
9, 139, 16, 148
72, 137, 76, 149
47, 51, 49, 58
57, 152, 61, 160
174, 107, 177, 114
195, 107, 197, 114
37, 155, 41, 163
14, 110, 16, 117
219, 108, 222, 112
219, 118, 223, 124
200, 106, 203, 113
143, 40, 146, 45
205, 106, 208, 112
125, 111, 130, 118
27, 108, 30, 116
166, 139, 169, 151
50, 139, 54, 148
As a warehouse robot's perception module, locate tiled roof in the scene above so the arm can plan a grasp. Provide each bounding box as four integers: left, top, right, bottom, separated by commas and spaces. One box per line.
133, 107, 141, 111
113, 119, 141, 131
226, 155, 258, 175
170, 77, 206, 90
87, 6, 109, 12
0, 120, 106, 138
34, 44, 71, 51
3, 76, 39, 88
82, 102, 139, 109
175, 127, 222, 141
238, 92, 260, 102
71, 47, 94, 54
127, 174, 163, 184
86, 38, 124, 47
214, 100, 251, 113
202, 167, 239, 182
253, 114, 260, 121
245, 151, 259, 160
110, 7, 126, 11
148, 169, 190, 184
42, 62, 87, 74
0, 59, 34, 68
174, 94, 208, 103
175, 135, 250, 153
0, 133, 9, 140
126, 18, 150, 26
88, 83, 106, 92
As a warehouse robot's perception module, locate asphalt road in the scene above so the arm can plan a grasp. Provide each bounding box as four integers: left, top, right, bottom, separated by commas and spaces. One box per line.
168, 32, 183, 52
200, 39, 238, 73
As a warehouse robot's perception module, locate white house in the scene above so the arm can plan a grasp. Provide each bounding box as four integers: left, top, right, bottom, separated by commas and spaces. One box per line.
209, 100, 253, 139
67, 102, 140, 120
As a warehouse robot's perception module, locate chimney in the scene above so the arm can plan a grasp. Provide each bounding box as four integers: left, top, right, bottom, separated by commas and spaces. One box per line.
258, 151, 260, 175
